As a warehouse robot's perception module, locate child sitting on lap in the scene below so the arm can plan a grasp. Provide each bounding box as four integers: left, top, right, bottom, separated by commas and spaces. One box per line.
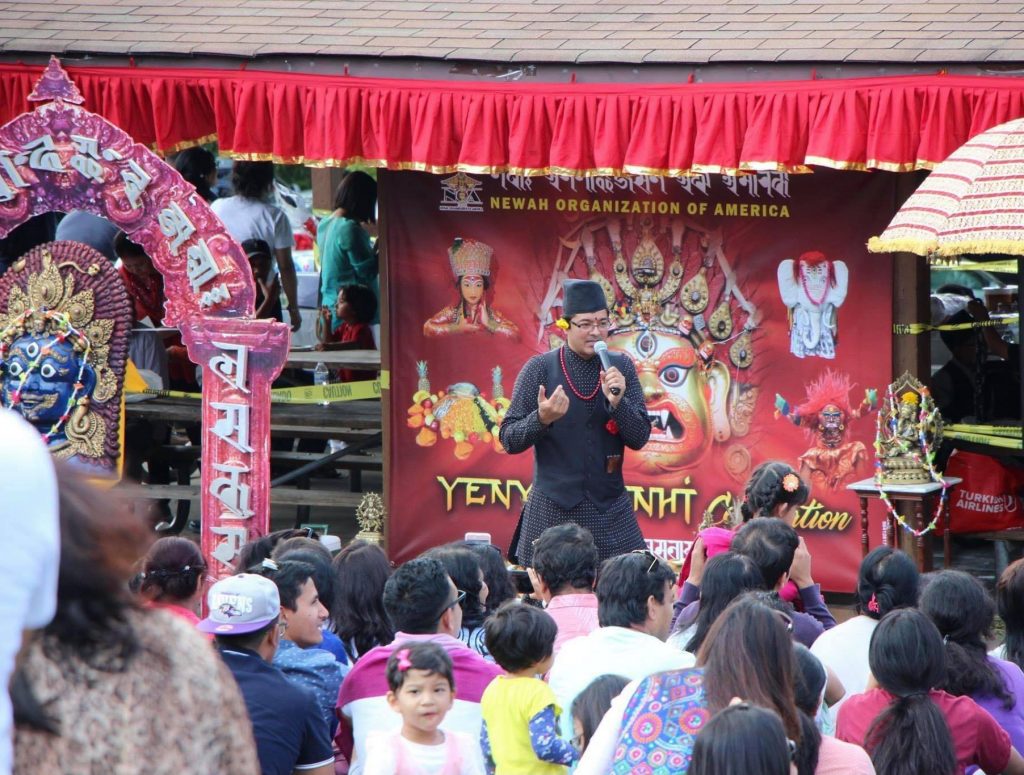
361, 641, 486, 775
315, 283, 377, 382
480, 602, 578, 774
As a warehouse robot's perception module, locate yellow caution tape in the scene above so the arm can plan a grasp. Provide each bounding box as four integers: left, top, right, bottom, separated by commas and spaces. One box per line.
127, 378, 383, 404
269, 379, 381, 403
944, 429, 1024, 450
930, 258, 1019, 273
947, 423, 1022, 438
893, 315, 1019, 335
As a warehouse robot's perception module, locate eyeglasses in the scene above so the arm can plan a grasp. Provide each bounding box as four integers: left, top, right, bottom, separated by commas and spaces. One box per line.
570, 319, 612, 332
447, 590, 467, 611
630, 549, 661, 574
571, 733, 584, 751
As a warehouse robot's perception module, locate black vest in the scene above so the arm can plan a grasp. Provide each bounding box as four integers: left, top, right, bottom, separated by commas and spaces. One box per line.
533, 348, 627, 510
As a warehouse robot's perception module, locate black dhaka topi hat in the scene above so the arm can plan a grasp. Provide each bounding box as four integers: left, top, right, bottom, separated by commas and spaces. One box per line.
562, 279, 607, 318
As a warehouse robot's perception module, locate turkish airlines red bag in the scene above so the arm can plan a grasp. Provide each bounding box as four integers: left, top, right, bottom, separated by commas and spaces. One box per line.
945, 450, 1024, 534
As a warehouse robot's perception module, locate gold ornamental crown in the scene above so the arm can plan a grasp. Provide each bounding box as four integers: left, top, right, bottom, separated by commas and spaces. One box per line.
449, 237, 493, 278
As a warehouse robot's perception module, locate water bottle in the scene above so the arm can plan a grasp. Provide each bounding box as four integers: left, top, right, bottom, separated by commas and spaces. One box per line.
314, 361, 330, 407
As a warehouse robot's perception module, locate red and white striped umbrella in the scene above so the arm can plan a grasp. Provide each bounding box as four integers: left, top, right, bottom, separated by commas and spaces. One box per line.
869, 117, 1024, 257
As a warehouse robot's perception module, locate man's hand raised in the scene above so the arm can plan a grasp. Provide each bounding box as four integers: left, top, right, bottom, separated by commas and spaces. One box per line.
537, 384, 569, 426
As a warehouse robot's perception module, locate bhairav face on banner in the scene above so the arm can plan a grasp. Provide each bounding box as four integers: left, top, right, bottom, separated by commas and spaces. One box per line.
607, 327, 712, 475
567, 312, 611, 358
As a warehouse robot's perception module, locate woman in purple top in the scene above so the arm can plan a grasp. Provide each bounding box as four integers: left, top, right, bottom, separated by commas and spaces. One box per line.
920, 570, 1024, 763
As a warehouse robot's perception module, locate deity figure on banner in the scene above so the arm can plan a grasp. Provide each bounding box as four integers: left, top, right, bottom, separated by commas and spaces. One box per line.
774, 370, 878, 490
537, 216, 759, 483
876, 373, 944, 485
0, 241, 131, 473
423, 237, 520, 340
777, 252, 849, 359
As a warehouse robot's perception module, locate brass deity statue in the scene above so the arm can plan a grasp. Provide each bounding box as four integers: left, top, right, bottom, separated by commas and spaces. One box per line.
876, 372, 944, 485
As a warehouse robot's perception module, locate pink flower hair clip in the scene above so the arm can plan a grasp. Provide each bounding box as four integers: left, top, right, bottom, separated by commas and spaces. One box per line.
395, 649, 413, 672
782, 473, 801, 493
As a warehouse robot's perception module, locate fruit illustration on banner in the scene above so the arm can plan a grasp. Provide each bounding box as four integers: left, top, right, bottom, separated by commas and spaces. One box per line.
407, 361, 509, 459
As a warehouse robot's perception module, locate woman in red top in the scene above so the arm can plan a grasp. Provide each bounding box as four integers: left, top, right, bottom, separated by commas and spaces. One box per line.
316, 283, 377, 383
115, 233, 195, 390
837, 608, 1024, 775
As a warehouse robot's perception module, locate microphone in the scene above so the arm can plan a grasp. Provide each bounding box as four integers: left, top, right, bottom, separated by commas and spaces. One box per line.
594, 341, 621, 396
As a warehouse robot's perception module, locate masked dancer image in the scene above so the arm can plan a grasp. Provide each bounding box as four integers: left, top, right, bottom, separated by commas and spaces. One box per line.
500, 279, 651, 564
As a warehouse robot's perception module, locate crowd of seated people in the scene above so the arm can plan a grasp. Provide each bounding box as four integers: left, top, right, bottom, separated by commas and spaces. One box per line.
9, 448, 1024, 775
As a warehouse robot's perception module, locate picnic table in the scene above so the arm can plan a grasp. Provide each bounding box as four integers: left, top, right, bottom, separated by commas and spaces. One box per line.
122, 394, 383, 532
284, 348, 381, 372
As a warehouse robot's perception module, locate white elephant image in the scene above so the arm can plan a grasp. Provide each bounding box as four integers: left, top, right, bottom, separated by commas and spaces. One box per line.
777, 252, 849, 359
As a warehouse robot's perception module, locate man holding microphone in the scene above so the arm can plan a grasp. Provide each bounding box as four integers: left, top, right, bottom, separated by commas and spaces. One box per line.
500, 279, 652, 565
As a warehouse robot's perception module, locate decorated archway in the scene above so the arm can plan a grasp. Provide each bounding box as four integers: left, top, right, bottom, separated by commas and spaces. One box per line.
0, 58, 289, 580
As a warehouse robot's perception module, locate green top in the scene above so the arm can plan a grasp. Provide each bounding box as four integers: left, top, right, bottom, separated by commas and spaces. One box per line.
317, 215, 379, 324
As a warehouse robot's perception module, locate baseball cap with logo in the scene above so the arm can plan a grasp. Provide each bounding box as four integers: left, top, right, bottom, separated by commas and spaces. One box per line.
198, 573, 281, 635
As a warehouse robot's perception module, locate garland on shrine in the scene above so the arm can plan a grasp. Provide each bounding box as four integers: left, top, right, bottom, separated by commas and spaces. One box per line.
872, 383, 950, 538
0, 307, 92, 444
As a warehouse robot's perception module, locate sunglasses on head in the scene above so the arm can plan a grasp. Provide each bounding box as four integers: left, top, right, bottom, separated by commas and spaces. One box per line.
630, 549, 661, 574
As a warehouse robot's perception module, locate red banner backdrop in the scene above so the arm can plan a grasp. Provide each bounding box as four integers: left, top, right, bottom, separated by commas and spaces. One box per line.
383, 168, 897, 592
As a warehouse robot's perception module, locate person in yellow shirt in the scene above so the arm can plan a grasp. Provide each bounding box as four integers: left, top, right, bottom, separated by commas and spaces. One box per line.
479, 603, 578, 774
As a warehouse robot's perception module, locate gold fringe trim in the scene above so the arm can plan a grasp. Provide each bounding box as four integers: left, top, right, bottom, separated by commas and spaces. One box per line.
867, 236, 935, 255
155, 133, 218, 157
869, 235, 1024, 257
218, 148, 942, 177
805, 156, 937, 173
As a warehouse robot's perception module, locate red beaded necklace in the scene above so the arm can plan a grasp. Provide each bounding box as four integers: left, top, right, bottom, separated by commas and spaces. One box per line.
559, 346, 601, 400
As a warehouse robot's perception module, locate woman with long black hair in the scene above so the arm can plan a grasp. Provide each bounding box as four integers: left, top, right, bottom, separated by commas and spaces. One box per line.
811, 546, 918, 701
330, 540, 394, 663
576, 595, 803, 774
689, 703, 794, 775
921, 570, 1024, 761
997, 559, 1024, 670
837, 608, 1024, 775
668, 551, 763, 654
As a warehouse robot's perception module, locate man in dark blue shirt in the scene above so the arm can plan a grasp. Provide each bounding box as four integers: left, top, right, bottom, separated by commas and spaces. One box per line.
199, 573, 334, 775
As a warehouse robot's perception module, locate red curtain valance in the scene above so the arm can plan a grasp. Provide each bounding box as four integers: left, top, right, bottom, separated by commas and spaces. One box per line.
2, 63, 1024, 175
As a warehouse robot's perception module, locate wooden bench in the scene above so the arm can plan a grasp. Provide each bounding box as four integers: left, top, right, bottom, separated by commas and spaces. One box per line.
116, 482, 363, 509
157, 442, 382, 483
115, 480, 364, 534
156, 445, 382, 491
965, 529, 1024, 578
269, 451, 382, 492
